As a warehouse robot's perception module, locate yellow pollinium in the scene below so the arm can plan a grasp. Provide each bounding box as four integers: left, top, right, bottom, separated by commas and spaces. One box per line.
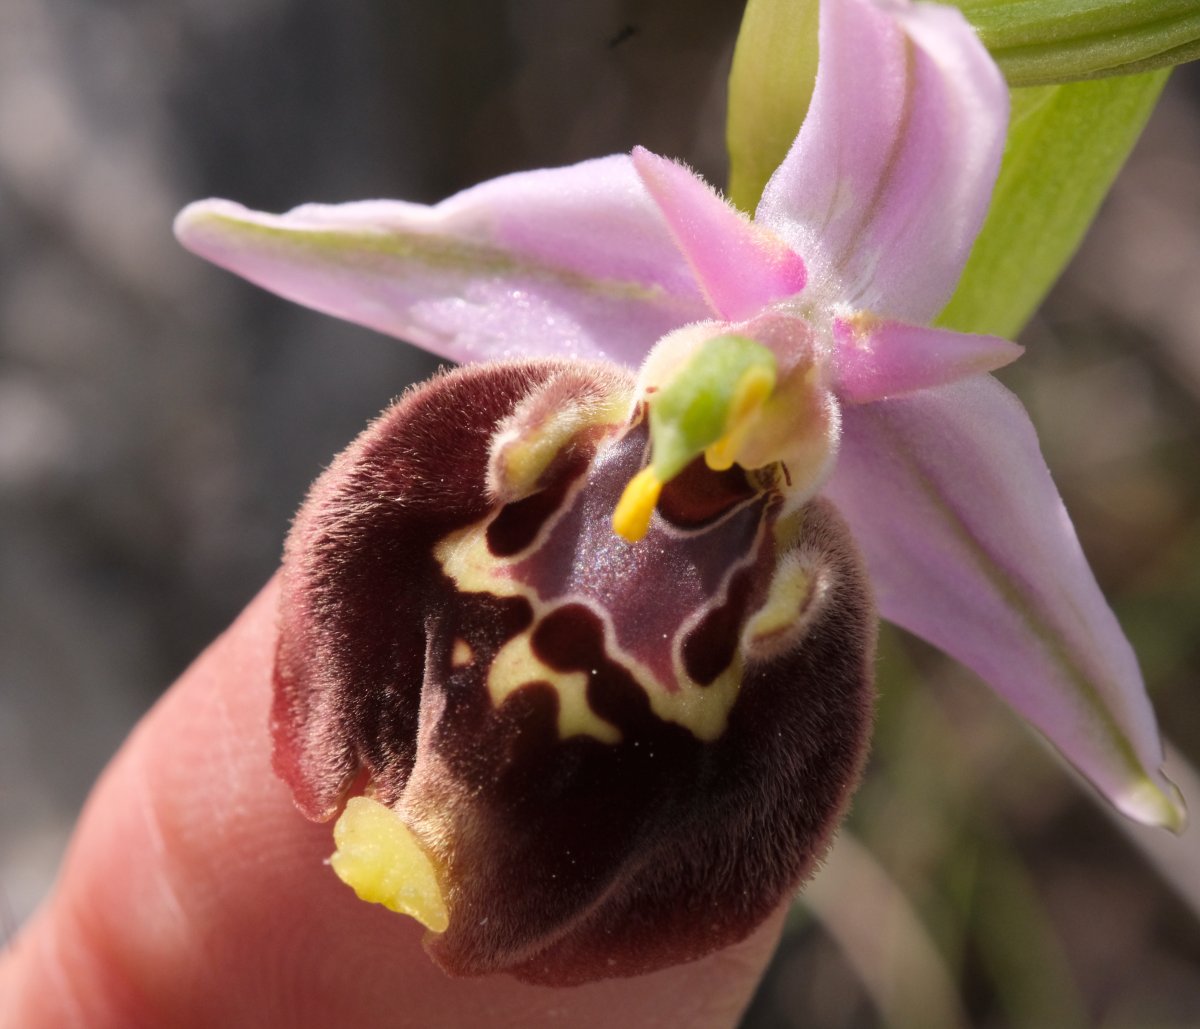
611, 466, 664, 542
330, 796, 449, 932
704, 364, 776, 472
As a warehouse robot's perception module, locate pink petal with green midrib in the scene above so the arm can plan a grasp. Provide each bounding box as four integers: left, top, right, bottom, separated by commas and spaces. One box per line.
756, 0, 1007, 323
832, 316, 1023, 403
825, 376, 1184, 830
631, 147, 806, 321
175, 156, 710, 368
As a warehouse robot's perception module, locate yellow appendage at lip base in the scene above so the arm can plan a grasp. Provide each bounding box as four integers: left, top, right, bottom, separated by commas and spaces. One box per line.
612, 466, 663, 542
330, 795, 450, 932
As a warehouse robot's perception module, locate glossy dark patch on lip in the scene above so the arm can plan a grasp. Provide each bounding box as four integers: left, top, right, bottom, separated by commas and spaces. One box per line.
508, 421, 771, 695
486, 443, 594, 558
530, 602, 663, 732
657, 457, 758, 529
682, 565, 760, 686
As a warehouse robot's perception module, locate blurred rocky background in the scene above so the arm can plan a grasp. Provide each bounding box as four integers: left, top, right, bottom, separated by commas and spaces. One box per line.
1, 1, 1198, 1026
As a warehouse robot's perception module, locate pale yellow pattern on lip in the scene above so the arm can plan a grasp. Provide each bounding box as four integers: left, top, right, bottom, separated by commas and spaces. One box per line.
491, 389, 632, 501
489, 629, 621, 744
434, 510, 751, 743
745, 554, 815, 644
450, 638, 474, 668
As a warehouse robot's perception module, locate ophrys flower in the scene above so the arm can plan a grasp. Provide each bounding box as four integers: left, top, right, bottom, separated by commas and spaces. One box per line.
175, 0, 1184, 985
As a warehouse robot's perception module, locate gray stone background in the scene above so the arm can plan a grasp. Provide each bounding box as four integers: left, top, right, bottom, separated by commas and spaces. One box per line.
2, 1, 1199, 1026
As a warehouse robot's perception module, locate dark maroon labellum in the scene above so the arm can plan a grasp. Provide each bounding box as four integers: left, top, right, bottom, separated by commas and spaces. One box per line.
272, 359, 876, 985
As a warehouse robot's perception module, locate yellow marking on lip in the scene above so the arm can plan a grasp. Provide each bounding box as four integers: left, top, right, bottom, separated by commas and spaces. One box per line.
330, 796, 449, 932
450, 638, 474, 668
744, 553, 818, 645
492, 390, 631, 500
489, 631, 621, 744
434, 516, 750, 743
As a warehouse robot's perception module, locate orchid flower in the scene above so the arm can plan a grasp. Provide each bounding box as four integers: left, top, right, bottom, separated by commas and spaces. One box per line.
174, 0, 1183, 986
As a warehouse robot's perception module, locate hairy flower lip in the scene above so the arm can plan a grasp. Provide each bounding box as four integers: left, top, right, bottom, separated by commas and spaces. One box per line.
273, 359, 877, 984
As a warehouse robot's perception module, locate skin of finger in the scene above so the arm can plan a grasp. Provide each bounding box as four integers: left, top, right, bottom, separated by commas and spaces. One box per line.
0, 578, 785, 1029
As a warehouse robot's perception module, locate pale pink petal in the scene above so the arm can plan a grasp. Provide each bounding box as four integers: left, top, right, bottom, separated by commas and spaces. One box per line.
824, 376, 1185, 830
175, 155, 708, 367
631, 147, 807, 321
832, 316, 1023, 403
756, 0, 1007, 324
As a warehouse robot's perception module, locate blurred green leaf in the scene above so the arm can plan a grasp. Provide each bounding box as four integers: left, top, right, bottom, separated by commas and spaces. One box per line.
937, 71, 1168, 337
955, 0, 1200, 86
726, 0, 817, 213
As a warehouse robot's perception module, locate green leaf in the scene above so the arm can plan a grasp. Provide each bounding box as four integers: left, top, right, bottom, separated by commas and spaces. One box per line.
937, 70, 1168, 338
954, 0, 1200, 87
726, 0, 818, 214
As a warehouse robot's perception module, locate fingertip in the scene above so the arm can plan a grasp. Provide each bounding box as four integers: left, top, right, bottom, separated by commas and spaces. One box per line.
1, 580, 781, 1028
